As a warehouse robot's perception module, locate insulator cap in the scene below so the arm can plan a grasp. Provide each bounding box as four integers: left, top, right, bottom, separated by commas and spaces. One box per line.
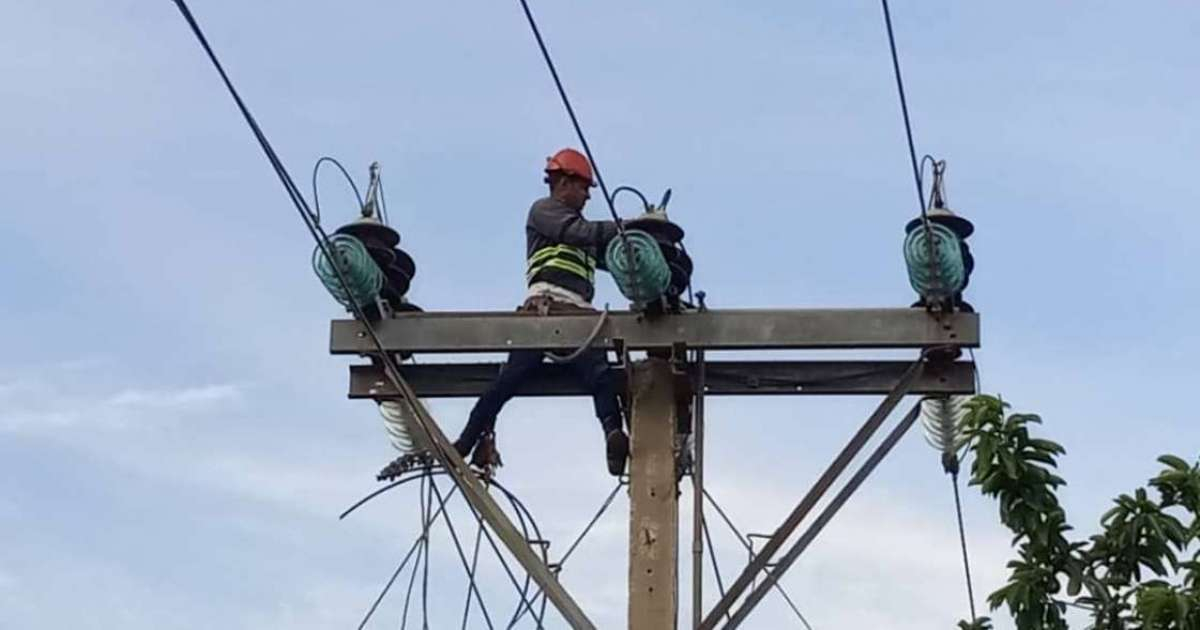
336, 216, 401, 250
905, 205, 974, 239
624, 210, 685, 243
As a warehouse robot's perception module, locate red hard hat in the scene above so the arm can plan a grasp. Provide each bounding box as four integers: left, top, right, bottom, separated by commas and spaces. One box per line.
544, 148, 595, 186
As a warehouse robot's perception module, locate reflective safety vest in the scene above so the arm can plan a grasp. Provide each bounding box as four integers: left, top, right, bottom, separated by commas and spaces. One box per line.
526, 244, 596, 285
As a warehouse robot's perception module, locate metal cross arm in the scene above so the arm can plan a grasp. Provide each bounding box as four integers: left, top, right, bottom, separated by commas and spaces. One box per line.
329, 308, 979, 354
347, 360, 978, 398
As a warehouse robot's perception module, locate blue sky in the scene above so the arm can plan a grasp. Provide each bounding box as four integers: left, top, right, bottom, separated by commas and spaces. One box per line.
2, 1, 1198, 628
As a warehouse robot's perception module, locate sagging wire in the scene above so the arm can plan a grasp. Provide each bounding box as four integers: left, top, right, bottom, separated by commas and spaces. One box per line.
400, 534, 423, 630
356, 508, 432, 630
543, 306, 610, 364
703, 489, 815, 630
420, 474, 432, 629
400, 475, 432, 630
491, 485, 549, 628
311, 156, 365, 225
343, 470, 548, 629
449, 490, 547, 629
426, 476, 497, 630
353, 473, 456, 630
461, 523, 487, 630
509, 479, 626, 627
610, 186, 650, 213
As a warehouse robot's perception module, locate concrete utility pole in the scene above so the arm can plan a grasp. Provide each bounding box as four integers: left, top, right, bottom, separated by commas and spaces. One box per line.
332, 307, 980, 629
627, 358, 680, 630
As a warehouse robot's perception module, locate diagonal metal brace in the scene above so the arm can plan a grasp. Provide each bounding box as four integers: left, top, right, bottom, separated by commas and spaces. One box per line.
375, 359, 597, 629
723, 402, 925, 628
698, 358, 926, 630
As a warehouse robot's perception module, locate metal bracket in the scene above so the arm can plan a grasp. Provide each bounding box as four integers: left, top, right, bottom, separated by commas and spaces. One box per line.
722, 402, 926, 628
699, 358, 926, 630
746, 533, 777, 591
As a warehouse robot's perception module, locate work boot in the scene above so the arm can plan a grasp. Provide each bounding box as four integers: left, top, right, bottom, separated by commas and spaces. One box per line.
471, 432, 503, 475
606, 429, 630, 476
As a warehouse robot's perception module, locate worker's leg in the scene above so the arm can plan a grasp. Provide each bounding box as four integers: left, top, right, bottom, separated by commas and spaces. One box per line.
455, 349, 543, 455
569, 349, 629, 475
568, 349, 623, 433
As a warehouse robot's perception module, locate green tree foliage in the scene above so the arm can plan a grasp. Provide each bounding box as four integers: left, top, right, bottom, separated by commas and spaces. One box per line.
955, 395, 1200, 629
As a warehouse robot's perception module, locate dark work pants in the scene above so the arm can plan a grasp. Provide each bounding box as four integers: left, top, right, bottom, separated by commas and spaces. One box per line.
456, 348, 623, 450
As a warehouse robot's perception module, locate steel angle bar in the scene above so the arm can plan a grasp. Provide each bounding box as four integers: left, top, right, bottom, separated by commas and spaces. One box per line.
347, 360, 976, 399
723, 402, 924, 629
330, 308, 979, 354
370, 359, 596, 629
698, 359, 926, 630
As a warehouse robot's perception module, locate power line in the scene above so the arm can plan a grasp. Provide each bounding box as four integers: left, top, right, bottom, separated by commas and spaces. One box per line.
170, 0, 414, 417
951, 472, 978, 621
343, 470, 550, 628
170, 0, 440, 465
171, 5, 591, 622
703, 489, 815, 630
360, 475, 439, 630
881, 12, 983, 620
514, 0, 622, 226
509, 480, 626, 627
879, 17, 984, 621
427, 475, 497, 630
461, 520, 487, 630
430, 479, 546, 627
879, 0, 926, 216
559, 480, 626, 566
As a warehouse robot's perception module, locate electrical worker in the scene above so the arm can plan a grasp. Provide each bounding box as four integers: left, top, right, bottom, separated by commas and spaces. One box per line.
452, 148, 630, 476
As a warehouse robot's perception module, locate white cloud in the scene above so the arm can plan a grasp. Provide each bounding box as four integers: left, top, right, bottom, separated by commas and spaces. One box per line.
189, 452, 368, 520
105, 383, 242, 408
0, 362, 1028, 629
0, 409, 79, 433
0, 379, 244, 434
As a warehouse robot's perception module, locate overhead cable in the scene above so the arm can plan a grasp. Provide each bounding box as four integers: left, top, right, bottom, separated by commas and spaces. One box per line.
879, 0, 926, 216
170, 5, 593, 623
515, 0, 623, 227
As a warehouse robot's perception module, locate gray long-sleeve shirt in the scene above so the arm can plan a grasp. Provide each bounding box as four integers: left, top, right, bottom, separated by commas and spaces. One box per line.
525, 196, 619, 301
